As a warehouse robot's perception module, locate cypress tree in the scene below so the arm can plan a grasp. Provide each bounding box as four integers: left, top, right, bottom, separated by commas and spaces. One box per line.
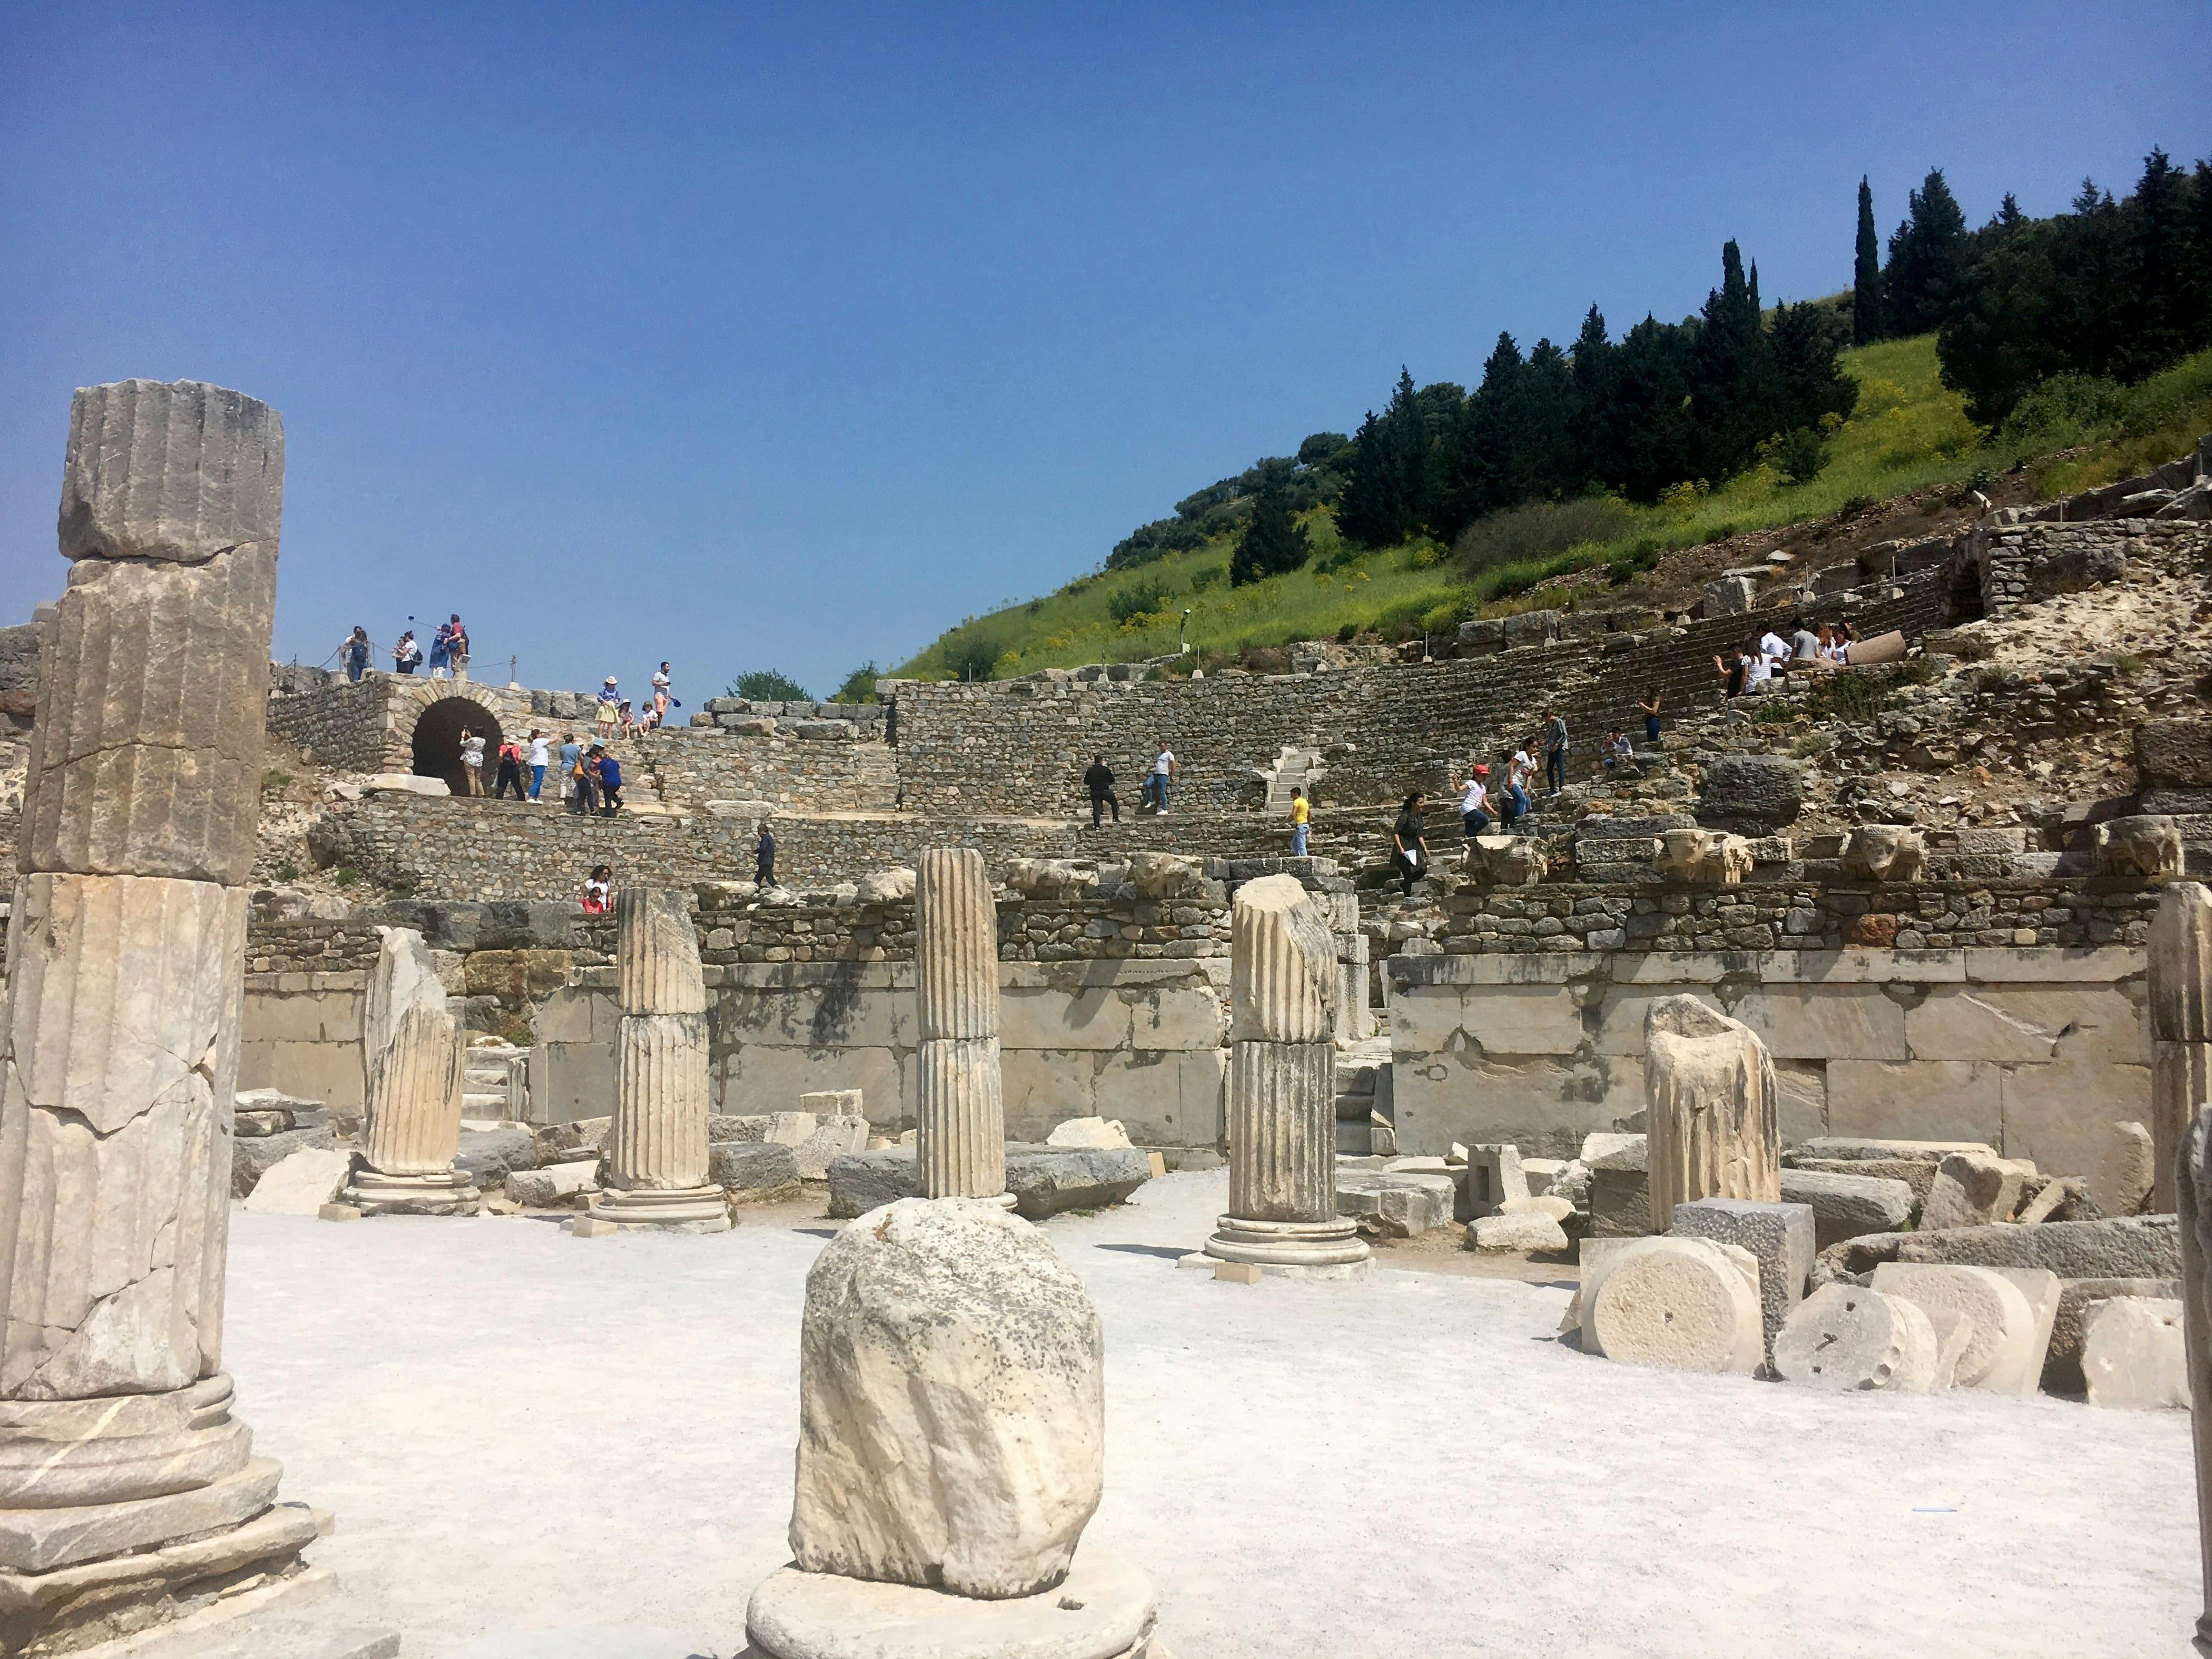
1229, 462, 1310, 585
2116, 147, 2191, 378
1853, 176, 1884, 344
1884, 168, 1969, 335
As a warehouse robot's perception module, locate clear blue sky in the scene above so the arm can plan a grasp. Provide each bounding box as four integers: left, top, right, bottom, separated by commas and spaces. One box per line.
3, 3, 2204, 699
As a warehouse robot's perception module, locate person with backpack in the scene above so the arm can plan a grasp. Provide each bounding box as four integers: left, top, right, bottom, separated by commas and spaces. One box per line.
1083, 754, 1119, 828
567, 736, 597, 815
339, 626, 371, 683
391, 629, 422, 675
595, 745, 623, 815
492, 736, 525, 799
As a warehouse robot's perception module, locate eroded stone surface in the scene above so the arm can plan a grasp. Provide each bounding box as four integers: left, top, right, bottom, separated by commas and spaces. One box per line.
1870, 1263, 2042, 1392
615, 888, 706, 1017
57, 380, 283, 565
1584, 1236, 1762, 1375
1644, 996, 1780, 1229
0, 874, 247, 1397
359, 1002, 467, 1179
2082, 1296, 2188, 1408
1773, 1284, 1940, 1392
790, 1198, 1102, 1599
607, 1013, 712, 1192
1920, 1151, 2028, 1231
2151, 883, 2212, 1212
1228, 874, 1337, 1045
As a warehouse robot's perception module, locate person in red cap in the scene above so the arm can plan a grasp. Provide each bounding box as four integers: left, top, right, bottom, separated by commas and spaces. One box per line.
1452, 765, 1493, 840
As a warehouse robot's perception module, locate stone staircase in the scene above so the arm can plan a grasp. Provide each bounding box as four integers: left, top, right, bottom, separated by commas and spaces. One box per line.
1257, 746, 1326, 816
1334, 1034, 1394, 1155
463, 1038, 528, 1123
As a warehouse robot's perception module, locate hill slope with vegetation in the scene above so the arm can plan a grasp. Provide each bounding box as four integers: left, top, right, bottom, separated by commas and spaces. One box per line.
869, 149, 2212, 685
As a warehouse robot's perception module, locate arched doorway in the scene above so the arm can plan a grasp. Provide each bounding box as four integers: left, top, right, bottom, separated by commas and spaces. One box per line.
411, 696, 502, 796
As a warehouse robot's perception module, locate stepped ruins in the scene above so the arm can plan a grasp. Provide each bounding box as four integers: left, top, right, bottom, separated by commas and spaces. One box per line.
0, 386, 2208, 1653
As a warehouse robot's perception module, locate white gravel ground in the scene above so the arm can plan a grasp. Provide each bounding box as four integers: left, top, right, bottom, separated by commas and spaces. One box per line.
221, 1169, 2196, 1658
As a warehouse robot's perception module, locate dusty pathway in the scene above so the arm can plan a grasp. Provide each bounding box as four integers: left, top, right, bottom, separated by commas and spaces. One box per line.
224, 1169, 2195, 1658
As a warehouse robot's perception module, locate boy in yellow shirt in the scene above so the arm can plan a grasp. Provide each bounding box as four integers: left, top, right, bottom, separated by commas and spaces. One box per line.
1288, 786, 1311, 856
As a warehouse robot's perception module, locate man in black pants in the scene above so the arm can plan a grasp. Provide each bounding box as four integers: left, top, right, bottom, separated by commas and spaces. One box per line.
754, 821, 778, 889
1083, 754, 1119, 828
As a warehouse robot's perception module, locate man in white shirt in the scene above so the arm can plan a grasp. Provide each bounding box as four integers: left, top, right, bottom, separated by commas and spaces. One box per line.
526, 730, 552, 800
1758, 628, 1791, 673
1148, 741, 1177, 814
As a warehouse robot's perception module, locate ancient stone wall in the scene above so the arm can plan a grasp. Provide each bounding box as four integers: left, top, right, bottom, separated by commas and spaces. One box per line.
631, 728, 899, 813
1387, 943, 2147, 1179
883, 569, 1953, 816
1970, 517, 2208, 619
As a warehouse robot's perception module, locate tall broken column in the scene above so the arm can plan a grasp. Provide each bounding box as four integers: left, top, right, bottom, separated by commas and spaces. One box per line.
344, 928, 479, 1215
914, 849, 1006, 1200
583, 888, 728, 1233
2152, 882, 2212, 1214
1201, 874, 1369, 1276
2183, 1106, 2212, 1655
0, 381, 316, 1648
1644, 995, 1781, 1230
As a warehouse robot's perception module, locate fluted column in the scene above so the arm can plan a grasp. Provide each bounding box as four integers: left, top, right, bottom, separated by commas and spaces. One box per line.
0, 381, 314, 1645
585, 889, 727, 1232
346, 928, 478, 1214
1203, 875, 1368, 1275
914, 849, 1005, 1200
2181, 1106, 2212, 1655
2152, 883, 2212, 1214
1644, 995, 1781, 1230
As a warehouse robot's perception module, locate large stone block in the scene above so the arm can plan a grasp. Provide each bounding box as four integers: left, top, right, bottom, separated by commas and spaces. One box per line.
1228, 874, 1337, 1044
0, 873, 245, 1398
1644, 996, 1780, 1229
1903, 986, 2144, 1067
1998, 1056, 2151, 1193
1779, 1168, 1914, 1248
2082, 1296, 2188, 1408
790, 1199, 1102, 1598
615, 887, 706, 1016
23, 546, 278, 885
1825, 1060, 2002, 1146
1670, 1198, 1815, 1368
57, 381, 283, 565
1730, 987, 1907, 1062
1896, 1215, 2180, 1281
1694, 754, 1805, 833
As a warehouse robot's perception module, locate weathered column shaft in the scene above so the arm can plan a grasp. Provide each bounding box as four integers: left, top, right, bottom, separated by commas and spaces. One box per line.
0, 381, 313, 1643
608, 1012, 711, 1190
2180, 1107, 2212, 1653
1644, 996, 1781, 1230
2152, 883, 2212, 1213
1225, 1039, 1335, 1223
360, 1002, 467, 1178
0, 874, 245, 1397
617, 887, 707, 1016
915, 1037, 1005, 1200
913, 850, 1004, 1199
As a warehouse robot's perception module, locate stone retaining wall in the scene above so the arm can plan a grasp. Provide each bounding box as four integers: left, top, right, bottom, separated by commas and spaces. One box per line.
1385, 944, 2146, 1181
1970, 517, 2208, 619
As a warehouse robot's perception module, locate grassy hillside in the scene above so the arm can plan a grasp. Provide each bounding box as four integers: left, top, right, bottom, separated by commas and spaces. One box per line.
894, 334, 2212, 681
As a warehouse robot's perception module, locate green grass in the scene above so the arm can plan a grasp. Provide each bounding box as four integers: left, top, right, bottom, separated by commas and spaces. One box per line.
892, 335, 2212, 679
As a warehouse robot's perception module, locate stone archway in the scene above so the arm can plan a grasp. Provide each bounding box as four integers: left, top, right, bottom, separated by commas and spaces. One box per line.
411, 695, 503, 796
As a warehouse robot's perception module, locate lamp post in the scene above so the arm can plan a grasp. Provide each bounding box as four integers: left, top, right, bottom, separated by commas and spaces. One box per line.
1179, 609, 1193, 654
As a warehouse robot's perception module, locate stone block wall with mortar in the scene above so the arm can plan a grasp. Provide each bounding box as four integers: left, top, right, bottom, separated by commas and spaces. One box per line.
1970, 518, 2208, 619
629, 728, 900, 813
1385, 942, 2148, 1190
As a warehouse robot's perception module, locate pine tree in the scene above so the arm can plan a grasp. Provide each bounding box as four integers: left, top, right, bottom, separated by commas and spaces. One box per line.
1229, 461, 1311, 585
1884, 168, 1969, 335
1567, 304, 1619, 490
1853, 176, 1884, 344
1336, 370, 1431, 548
2116, 147, 2192, 378
1688, 240, 1778, 479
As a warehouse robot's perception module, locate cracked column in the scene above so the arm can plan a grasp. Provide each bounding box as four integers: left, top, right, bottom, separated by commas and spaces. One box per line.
583, 888, 728, 1233
1200, 874, 1369, 1277
2152, 882, 2212, 1214
914, 849, 1006, 1200
1643, 995, 1781, 1228
0, 381, 316, 1650
344, 932, 477, 1215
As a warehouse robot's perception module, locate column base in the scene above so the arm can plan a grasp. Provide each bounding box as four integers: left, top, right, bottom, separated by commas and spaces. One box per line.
342, 1169, 481, 1217
0, 1504, 319, 1658
583, 1187, 731, 1234
743, 1553, 1159, 1659
1196, 1216, 1372, 1278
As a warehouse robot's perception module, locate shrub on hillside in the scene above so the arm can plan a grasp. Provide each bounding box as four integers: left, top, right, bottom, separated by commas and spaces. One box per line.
939, 626, 1007, 682
1454, 497, 1634, 577
729, 669, 811, 701
1771, 427, 1828, 485
1997, 373, 2130, 451
1108, 577, 1174, 625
